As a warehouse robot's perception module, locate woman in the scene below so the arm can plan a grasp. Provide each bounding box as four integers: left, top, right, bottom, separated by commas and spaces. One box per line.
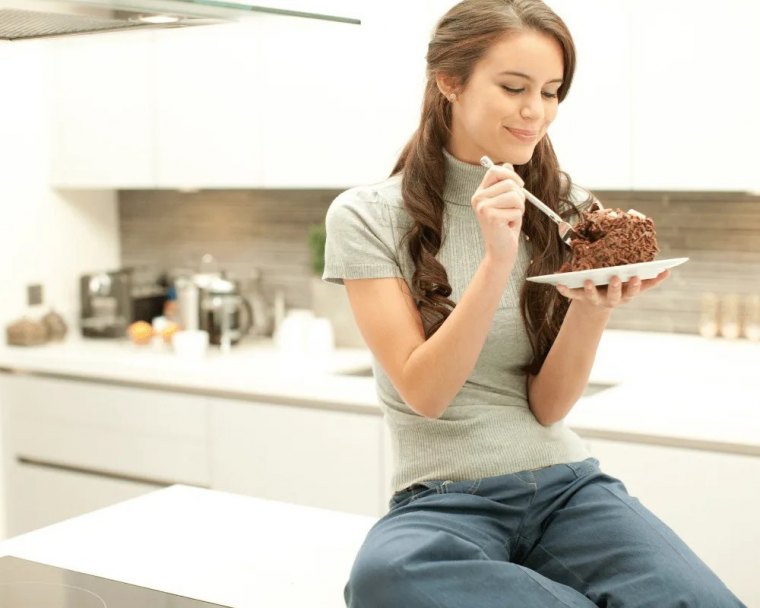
323, 1, 744, 606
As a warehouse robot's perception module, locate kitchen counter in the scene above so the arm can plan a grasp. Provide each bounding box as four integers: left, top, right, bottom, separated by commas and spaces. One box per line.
0, 330, 758, 454
0, 336, 378, 414
0, 484, 375, 608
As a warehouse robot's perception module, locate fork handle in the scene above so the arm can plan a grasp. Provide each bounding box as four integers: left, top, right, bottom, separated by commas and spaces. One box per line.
522, 189, 565, 225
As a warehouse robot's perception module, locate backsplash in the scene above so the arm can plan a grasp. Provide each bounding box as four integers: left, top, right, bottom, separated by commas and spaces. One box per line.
119, 189, 760, 336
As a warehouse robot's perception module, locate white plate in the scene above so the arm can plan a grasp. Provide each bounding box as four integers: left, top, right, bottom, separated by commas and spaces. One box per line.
526, 257, 689, 288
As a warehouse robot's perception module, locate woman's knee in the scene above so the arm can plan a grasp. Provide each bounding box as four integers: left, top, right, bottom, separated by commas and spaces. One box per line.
344, 545, 410, 608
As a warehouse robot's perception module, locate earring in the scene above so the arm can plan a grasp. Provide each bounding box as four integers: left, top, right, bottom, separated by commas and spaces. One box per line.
449, 93, 457, 102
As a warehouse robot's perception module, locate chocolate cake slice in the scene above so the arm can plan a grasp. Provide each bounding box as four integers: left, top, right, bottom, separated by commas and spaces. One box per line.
559, 207, 659, 273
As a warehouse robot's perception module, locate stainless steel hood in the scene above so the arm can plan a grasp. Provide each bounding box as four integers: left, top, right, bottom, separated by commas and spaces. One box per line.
0, 0, 360, 41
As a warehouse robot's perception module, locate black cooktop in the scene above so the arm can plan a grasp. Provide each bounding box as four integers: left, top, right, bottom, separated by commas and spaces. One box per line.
0, 556, 233, 607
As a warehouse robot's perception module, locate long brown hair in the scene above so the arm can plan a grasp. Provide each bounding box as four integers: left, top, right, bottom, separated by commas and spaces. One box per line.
391, 0, 592, 375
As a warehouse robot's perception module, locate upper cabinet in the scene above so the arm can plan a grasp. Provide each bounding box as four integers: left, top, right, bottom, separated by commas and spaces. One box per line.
48, 30, 156, 188
153, 24, 266, 188
48, 2, 760, 191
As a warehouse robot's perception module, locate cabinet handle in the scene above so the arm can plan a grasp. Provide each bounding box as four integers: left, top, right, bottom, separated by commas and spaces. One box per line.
16, 456, 208, 489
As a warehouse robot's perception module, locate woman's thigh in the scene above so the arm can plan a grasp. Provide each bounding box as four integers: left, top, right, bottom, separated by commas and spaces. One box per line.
522, 460, 746, 607
346, 485, 597, 608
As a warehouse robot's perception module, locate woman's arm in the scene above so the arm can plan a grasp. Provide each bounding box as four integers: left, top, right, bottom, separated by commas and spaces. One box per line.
345, 253, 513, 419
528, 270, 670, 425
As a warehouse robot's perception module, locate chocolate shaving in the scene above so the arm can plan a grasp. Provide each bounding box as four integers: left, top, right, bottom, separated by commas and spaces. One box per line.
559, 208, 659, 273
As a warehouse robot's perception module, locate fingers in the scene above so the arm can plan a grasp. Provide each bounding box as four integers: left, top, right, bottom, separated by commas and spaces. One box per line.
478, 163, 525, 191
557, 270, 671, 309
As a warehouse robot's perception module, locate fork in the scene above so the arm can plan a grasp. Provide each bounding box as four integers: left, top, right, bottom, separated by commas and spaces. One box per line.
479, 155, 577, 247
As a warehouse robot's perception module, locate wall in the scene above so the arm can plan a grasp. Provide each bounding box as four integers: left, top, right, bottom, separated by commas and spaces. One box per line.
118, 188, 760, 336
0, 40, 120, 539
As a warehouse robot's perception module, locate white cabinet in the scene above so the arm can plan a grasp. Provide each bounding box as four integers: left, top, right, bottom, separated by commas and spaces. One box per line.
48, 30, 157, 188
586, 438, 759, 606
0, 373, 211, 536
209, 397, 387, 516
628, 0, 760, 191
153, 23, 266, 188
7, 461, 157, 538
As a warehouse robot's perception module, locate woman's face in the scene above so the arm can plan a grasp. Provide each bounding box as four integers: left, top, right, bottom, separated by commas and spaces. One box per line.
443, 29, 564, 166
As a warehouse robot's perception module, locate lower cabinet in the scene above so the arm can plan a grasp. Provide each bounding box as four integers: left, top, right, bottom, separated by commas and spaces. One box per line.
209, 398, 386, 516
7, 461, 159, 537
0, 373, 212, 537
585, 438, 760, 607
0, 372, 389, 539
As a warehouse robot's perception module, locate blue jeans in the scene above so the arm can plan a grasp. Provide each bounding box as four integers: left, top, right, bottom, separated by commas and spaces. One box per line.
345, 457, 745, 607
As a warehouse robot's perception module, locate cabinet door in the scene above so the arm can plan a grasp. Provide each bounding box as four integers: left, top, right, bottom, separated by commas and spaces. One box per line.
5, 460, 159, 538
587, 438, 759, 606
1, 374, 211, 487
546, 0, 633, 190
256, 14, 386, 188
48, 30, 156, 188
153, 23, 266, 188
209, 398, 385, 516
629, 0, 760, 191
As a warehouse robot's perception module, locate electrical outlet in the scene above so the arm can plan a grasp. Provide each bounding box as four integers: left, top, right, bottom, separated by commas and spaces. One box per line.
27, 284, 43, 306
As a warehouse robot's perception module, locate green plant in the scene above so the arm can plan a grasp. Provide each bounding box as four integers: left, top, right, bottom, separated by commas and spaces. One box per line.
308, 223, 327, 276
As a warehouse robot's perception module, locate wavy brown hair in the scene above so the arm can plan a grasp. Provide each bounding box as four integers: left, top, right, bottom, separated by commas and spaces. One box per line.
391, 0, 593, 376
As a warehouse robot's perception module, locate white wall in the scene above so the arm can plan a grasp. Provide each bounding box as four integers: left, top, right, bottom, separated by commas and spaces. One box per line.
0, 39, 121, 538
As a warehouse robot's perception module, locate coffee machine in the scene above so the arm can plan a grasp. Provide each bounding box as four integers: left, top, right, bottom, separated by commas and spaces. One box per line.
80, 268, 167, 338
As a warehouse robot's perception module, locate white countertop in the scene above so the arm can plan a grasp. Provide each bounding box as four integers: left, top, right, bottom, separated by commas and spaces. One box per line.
1, 330, 758, 453
0, 484, 376, 607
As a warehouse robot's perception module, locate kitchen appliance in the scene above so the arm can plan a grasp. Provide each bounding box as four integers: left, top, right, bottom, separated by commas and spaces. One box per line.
0, 0, 360, 41
175, 264, 271, 347
0, 555, 231, 607
80, 268, 167, 338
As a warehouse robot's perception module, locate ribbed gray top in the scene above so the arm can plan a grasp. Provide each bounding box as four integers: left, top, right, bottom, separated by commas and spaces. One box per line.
323, 148, 589, 494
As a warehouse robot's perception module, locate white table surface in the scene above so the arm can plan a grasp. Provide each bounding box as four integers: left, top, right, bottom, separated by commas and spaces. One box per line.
0, 484, 377, 608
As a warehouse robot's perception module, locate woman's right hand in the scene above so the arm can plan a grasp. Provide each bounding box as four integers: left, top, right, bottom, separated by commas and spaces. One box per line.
471, 162, 526, 264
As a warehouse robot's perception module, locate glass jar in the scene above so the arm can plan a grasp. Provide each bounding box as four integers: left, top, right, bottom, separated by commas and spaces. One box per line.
719, 294, 741, 339
742, 294, 760, 342
698, 292, 719, 338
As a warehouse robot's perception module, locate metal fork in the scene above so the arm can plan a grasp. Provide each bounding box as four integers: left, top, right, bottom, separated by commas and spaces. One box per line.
479, 155, 577, 247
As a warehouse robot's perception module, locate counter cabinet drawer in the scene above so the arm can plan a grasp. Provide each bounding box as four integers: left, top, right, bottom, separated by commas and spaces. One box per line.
0, 373, 211, 486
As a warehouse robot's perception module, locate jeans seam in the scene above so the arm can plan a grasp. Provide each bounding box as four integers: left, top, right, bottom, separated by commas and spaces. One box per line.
517, 565, 595, 608
531, 540, 591, 590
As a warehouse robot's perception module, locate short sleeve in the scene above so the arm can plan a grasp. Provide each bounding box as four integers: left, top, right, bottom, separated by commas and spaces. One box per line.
322, 187, 404, 285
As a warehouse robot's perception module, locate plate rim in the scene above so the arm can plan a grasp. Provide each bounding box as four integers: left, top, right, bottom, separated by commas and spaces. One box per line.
526, 256, 690, 283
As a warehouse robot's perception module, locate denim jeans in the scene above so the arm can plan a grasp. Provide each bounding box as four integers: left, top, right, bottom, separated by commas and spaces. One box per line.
345, 457, 745, 607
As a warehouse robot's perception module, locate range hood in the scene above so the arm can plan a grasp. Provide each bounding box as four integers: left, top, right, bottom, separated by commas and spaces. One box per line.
0, 0, 360, 41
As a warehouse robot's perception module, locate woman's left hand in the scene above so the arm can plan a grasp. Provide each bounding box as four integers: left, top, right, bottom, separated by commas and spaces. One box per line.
556, 269, 671, 310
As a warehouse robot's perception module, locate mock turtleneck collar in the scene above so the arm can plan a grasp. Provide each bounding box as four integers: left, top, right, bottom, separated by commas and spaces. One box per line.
442, 147, 489, 209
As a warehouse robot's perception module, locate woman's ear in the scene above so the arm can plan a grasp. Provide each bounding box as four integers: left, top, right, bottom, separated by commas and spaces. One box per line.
435, 73, 460, 100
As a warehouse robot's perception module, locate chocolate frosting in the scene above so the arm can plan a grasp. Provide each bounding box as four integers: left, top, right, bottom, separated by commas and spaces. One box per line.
559, 208, 659, 272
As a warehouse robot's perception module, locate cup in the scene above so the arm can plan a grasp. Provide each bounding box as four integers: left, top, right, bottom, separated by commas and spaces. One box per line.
698, 292, 719, 339
306, 317, 335, 357
172, 329, 209, 359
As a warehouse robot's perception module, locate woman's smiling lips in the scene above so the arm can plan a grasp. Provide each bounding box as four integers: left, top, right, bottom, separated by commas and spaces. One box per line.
505, 127, 538, 142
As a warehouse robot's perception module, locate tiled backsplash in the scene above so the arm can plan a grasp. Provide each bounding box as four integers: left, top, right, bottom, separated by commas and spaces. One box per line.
119, 189, 760, 335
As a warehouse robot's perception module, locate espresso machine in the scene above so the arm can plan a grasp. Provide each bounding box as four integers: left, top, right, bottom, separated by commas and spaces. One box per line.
79, 268, 167, 338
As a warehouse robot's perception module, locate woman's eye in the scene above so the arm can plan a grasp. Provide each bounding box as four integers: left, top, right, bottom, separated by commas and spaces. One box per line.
501, 86, 558, 99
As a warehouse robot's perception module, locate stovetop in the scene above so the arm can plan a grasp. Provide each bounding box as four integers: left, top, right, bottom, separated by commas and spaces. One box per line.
0, 556, 232, 607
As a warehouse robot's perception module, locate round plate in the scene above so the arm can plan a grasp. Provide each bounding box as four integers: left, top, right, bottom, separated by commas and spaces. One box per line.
526, 257, 689, 288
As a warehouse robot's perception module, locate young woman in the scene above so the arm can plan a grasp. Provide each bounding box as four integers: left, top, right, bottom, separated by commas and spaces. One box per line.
323, 1, 744, 606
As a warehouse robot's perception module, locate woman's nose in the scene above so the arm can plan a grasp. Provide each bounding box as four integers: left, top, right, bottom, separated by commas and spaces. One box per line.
521, 92, 544, 120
